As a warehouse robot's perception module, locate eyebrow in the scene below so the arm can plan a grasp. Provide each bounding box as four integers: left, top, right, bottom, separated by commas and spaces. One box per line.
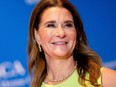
44, 20, 56, 26
44, 20, 74, 25
64, 20, 74, 24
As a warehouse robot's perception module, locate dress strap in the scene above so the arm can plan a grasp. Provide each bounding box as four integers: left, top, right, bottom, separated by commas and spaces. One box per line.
97, 67, 104, 86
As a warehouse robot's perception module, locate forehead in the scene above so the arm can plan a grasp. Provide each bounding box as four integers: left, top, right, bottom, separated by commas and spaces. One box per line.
40, 7, 73, 22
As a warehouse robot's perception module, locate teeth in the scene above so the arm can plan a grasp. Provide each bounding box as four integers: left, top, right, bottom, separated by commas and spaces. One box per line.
52, 42, 67, 44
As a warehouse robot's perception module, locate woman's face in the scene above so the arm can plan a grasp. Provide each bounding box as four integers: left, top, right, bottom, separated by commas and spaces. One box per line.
35, 7, 77, 59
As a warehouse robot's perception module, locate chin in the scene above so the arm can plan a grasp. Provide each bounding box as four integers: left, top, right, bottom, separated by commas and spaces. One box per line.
54, 52, 70, 58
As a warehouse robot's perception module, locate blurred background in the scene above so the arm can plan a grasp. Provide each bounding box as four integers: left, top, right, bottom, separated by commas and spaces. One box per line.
0, 0, 116, 87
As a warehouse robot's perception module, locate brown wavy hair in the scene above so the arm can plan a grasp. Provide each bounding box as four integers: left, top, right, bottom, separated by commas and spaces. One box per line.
27, 0, 102, 87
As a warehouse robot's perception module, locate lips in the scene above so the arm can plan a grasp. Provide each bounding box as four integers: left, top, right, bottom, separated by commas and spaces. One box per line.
52, 41, 68, 45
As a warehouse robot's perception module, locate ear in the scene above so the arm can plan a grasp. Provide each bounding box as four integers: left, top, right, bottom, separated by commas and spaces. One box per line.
34, 28, 41, 45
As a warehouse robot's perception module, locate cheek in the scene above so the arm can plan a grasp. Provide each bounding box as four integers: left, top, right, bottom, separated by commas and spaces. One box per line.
39, 31, 52, 44
71, 32, 77, 49
69, 31, 77, 41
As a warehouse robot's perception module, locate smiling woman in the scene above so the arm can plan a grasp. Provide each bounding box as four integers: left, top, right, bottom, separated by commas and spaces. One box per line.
27, 0, 116, 87
34, 7, 76, 59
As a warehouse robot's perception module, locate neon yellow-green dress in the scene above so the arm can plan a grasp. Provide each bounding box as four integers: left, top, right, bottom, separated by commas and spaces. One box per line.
41, 68, 103, 87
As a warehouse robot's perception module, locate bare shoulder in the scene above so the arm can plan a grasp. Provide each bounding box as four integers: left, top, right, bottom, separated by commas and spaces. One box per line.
102, 67, 116, 87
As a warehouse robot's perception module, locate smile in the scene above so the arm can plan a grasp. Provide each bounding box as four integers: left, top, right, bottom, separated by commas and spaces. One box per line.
52, 41, 68, 45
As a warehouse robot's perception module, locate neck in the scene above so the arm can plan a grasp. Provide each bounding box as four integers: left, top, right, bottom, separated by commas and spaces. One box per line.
45, 56, 76, 83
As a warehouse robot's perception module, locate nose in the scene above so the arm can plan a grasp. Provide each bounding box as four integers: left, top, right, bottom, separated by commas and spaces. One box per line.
55, 26, 66, 38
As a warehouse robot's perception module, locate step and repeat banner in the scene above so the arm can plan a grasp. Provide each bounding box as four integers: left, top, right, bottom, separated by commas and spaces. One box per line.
0, 0, 116, 87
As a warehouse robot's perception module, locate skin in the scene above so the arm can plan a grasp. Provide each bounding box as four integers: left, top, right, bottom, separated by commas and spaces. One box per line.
102, 67, 116, 87
34, 7, 77, 84
34, 7, 116, 86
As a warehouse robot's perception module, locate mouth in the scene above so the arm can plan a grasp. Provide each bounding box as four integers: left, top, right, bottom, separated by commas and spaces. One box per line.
51, 41, 68, 45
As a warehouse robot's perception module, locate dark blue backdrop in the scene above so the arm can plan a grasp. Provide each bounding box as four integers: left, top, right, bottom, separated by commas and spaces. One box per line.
0, 0, 116, 87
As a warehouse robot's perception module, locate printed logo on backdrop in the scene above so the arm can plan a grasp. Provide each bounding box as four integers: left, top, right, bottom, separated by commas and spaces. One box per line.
103, 60, 116, 69
25, 0, 40, 5
0, 60, 30, 87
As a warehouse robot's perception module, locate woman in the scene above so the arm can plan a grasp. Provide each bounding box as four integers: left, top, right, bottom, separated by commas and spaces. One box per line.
27, 0, 116, 87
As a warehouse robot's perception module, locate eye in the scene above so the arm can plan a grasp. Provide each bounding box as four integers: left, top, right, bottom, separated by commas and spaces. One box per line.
46, 23, 56, 28
66, 23, 73, 27
64, 23, 74, 29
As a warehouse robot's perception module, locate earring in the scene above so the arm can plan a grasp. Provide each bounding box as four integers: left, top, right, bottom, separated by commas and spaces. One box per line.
38, 44, 42, 52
